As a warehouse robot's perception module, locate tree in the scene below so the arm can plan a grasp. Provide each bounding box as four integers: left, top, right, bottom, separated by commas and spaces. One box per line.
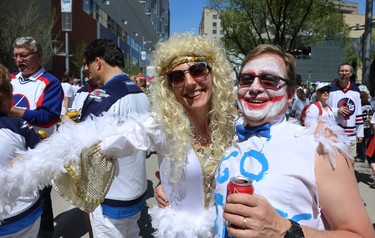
208, 0, 345, 59
0, 0, 57, 72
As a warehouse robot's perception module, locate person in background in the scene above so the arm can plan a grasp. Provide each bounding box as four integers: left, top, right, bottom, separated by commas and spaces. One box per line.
60, 72, 74, 116
10, 36, 63, 137
135, 76, 147, 93
356, 90, 373, 162
0, 63, 43, 238
71, 77, 82, 95
10, 36, 63, 238
367, 114, 375, 188
217, 44, 374, 237
291, 87, 310, 120
304, 82, 334, 127
70, 71, 98, 118
327, 63, 363, 161
78, 39, 149, 238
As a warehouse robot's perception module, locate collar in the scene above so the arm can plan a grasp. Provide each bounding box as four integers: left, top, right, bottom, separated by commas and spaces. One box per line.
15, 67, 45, 81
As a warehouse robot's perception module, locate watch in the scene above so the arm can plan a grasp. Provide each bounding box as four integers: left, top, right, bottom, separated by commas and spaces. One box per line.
284, 219, 305, 238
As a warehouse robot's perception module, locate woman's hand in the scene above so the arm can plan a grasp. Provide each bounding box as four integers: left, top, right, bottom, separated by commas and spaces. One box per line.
154, 171, 169, 208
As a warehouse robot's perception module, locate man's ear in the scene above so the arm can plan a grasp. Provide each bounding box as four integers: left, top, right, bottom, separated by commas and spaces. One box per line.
95, 57, 102, 70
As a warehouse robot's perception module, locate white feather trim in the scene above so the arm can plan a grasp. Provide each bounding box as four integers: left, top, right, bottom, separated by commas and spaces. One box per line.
148, 205, 215, 238
304, 116, 352, 168
0, 113, 129, 219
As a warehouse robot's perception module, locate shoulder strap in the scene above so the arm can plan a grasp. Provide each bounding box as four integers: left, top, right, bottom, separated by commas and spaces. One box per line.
313, 101, 323, 115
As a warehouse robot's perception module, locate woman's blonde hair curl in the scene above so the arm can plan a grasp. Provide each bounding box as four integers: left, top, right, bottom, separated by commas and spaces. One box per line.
150, 33, 236, 182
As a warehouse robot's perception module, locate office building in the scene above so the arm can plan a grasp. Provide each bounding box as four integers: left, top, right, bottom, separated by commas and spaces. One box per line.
51, 0, 170, 78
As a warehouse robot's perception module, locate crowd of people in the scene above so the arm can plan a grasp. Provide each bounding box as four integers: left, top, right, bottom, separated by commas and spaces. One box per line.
288, 63, 375, 188
0, 34, 374, 238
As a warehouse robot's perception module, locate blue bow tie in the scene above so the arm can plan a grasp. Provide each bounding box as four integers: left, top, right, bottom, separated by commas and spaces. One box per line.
236, 122, 271, 140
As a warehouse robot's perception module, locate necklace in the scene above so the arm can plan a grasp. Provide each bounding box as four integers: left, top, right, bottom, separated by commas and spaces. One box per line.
191, 126, 220, 208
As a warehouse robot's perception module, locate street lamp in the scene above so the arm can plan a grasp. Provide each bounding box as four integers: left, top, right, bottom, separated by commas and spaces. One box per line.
141, 36, 152, 73
61, 0, 73, 74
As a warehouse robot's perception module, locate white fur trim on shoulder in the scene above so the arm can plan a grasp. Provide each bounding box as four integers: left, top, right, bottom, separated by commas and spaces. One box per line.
0, 112, 133, 218
310, 117, 352, 168
149, 206, 215, 238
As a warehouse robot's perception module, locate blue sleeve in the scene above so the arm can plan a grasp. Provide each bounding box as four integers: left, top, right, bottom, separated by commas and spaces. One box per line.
23, 74, 63, 127
23, 122, 41, 149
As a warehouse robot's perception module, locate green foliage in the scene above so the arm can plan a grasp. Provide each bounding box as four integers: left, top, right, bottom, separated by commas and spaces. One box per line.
71, 42, 89, 77
0, 0, 56, 71
208, 0, 346, 56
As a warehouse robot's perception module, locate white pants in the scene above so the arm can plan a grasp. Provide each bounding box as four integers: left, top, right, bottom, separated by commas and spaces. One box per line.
90, 205, 141, 238
0, 217, 41, 238
349, 139, 357, 158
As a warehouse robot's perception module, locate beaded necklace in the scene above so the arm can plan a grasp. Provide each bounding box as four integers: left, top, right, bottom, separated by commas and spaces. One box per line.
191, 126, 220, 208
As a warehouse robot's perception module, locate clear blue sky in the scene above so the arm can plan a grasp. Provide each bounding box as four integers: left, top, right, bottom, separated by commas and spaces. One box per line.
169, 0, 208, 35
169, 0, 370, 35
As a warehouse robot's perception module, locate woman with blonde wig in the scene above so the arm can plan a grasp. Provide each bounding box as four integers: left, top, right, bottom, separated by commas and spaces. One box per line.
145, 33, 236, 236
98, 33, 237, 236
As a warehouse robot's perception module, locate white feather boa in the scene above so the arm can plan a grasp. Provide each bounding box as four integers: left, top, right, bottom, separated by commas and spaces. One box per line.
149, 205, 216, 238
0, 113, 127, 218
304, 116, 352, 168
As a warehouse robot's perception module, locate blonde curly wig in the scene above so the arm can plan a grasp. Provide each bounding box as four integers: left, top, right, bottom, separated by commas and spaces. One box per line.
150, 33, 237, 182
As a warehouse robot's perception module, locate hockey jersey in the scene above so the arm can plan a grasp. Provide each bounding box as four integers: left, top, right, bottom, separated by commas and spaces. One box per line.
11, 68, 63, 136
80, 73, 150, 202
0, 114, 43, 235
327, 82, 363, 140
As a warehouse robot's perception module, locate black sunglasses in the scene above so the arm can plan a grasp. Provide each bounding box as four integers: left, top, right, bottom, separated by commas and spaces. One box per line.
238, 73, 288, 90
317, 87, 330, 93
168, 62, 211, 87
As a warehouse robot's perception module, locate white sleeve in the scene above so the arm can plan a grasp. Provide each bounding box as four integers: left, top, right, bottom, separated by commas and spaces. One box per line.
371, 112, 375, 124
304, 104, 319, 127
101, 113, 166, 158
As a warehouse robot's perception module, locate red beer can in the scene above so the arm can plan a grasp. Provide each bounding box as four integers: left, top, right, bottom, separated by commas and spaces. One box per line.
227, 176, 254, 197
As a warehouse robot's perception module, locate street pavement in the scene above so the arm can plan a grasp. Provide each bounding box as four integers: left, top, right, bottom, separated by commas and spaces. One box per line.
50, 154, 375, 238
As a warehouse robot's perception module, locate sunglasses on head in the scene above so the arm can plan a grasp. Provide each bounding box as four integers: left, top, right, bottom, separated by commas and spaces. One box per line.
167, 62, 212, 87
238, 72, 288, 90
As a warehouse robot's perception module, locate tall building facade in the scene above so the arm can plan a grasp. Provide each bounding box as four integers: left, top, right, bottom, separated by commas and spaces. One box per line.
199, 8, 224, 40
51, 0, 170, 78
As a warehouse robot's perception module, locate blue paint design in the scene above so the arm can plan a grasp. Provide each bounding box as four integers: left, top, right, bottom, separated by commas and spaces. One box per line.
214, 192, 224, 235
239, 149, 268, 182
291, 213, 312, 222
276, 208, 312, 222
217, 150, 238, 184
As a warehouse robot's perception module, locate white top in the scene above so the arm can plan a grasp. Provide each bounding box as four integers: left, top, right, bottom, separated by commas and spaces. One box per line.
215, 118, 325, 237
0, 118, 40, 220
305, 103, 334, 127
292, 98, 310, 119
101, 113, 216, 237
61, 82, 74, 115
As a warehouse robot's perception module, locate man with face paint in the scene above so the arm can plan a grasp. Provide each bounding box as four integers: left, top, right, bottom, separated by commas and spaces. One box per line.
327, 63, 364, 160
215, 45, 374, 238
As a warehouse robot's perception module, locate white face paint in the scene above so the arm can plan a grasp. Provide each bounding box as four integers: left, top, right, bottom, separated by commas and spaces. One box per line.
237, 53, 291, 126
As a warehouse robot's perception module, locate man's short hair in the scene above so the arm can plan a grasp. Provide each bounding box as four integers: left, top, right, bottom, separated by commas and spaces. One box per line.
84, 39, 124, 68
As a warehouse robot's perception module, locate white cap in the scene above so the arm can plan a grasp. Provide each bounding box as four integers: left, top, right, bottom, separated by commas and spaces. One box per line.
316, 82, 331, 91
358, 84, 371, 96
